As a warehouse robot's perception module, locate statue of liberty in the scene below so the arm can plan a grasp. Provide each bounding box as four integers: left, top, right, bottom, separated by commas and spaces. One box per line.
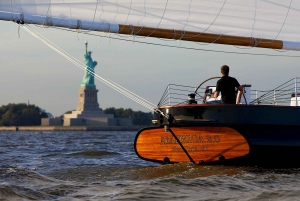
81, 41, 97, 86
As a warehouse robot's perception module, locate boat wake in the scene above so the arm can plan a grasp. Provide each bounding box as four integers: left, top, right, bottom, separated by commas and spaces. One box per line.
2, 164, 300, 200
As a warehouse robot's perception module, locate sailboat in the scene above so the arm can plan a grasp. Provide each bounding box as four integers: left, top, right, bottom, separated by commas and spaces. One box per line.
1, 1, 300, 166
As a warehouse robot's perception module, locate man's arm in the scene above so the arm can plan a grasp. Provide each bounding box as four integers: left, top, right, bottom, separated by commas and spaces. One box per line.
211, 91, 220, 99
213, 80, 221, 99
236, 85, 244, 104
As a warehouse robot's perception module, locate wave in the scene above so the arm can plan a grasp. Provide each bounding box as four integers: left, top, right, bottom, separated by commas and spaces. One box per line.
2, 165, 300, 200
0, 167, 67, 200
0, 184, 54, 201
69, 150, 119, 157
47, 163, 248, 182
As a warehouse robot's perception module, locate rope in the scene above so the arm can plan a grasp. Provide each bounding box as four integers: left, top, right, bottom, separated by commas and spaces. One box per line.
142, 0, 169, 37
169, 128, 196, 164
137, 0, 147, 26
91, 0, 100, 31
118, 0, 133, 33
19, 24, 160, 114
270, 0, 293, 42
186, 0, 227, 41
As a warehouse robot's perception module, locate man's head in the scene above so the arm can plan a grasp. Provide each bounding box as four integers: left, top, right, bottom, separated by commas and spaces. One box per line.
221, 65, 229, 76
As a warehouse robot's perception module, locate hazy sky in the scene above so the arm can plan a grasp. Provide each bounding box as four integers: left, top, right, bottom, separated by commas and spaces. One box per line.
1, 20, 300, 117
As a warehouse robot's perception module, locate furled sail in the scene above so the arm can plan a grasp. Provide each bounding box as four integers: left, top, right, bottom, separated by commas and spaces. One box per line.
1, 0, 300, 50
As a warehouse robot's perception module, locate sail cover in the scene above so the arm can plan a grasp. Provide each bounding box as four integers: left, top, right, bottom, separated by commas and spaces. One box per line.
1, 0, 300, 50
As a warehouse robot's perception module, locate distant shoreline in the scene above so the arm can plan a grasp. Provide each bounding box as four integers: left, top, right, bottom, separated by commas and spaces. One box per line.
0, 126, 144, 131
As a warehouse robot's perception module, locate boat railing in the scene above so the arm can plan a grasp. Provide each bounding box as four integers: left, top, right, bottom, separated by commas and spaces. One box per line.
157, 84, 201, 106
250, 77, 300, 106
158, 78, 300, 107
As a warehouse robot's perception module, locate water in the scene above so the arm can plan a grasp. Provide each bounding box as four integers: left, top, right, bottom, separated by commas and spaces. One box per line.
1, 131, 300, 200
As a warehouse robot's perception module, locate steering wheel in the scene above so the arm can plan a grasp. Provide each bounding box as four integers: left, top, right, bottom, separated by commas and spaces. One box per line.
194, 76, 248, 105
194, 77, 221, 104
194, 76, 221, 94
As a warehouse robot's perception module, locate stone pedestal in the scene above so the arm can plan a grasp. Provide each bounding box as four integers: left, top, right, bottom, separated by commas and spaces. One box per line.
63, 86, 114, 126
76, 86, 101, 112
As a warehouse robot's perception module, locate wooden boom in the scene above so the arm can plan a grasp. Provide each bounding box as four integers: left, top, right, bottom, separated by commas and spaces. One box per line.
119, 24, 283, 50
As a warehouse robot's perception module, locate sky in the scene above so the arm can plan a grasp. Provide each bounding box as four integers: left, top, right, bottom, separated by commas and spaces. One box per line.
1, 20, 300, 117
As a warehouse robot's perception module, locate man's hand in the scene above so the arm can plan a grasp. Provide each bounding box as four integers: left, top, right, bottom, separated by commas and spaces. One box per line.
211, 91, 219, 99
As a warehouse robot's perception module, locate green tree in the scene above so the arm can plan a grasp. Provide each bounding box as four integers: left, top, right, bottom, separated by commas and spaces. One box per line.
0, 103, 47, 126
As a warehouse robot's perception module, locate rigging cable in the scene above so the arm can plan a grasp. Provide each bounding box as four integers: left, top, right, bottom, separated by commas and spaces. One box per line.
19, 24, 167, 116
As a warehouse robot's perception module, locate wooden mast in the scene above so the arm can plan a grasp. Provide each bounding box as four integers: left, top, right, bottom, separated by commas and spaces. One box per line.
118, 24, 283, 50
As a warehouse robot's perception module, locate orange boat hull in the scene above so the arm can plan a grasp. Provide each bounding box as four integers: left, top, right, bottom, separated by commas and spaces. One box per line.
135, 126, 250, 164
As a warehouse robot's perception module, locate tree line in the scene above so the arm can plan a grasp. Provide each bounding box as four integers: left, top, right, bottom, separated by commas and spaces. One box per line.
0, 103, 48, 126
103, 107, 153, 126
0, 104, 153, 126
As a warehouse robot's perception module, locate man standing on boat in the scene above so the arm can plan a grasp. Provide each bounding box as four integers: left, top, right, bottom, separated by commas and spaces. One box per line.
210, 65, 243, 104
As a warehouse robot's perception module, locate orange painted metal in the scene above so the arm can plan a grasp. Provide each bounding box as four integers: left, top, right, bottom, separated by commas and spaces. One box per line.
135, 126, 250, 164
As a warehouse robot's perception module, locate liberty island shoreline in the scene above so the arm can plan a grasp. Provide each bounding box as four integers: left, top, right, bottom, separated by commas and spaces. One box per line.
0, 125, 143, 131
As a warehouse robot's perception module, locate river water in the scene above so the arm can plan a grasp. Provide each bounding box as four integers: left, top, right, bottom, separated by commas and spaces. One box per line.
1, 131, 300, 200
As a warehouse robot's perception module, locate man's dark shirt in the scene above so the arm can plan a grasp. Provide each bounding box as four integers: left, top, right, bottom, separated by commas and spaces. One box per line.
216, 75, 240, 104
